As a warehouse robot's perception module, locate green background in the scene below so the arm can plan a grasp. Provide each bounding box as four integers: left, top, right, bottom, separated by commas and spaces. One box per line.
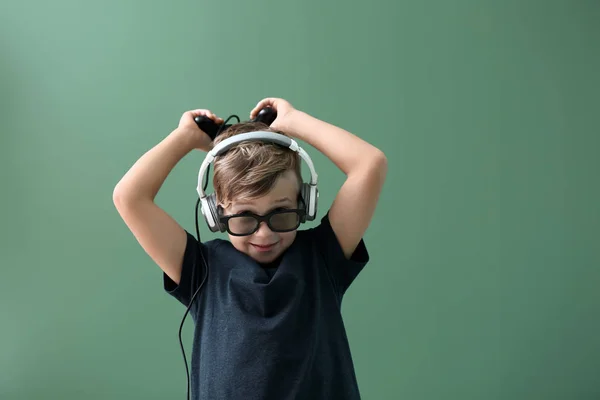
1, 1, 599, 399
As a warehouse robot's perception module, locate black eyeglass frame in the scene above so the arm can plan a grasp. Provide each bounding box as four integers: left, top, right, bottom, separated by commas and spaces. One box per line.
218, 207, 306, 236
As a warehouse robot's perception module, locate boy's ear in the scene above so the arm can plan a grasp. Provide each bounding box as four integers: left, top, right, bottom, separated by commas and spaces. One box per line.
217, 200, 231, 212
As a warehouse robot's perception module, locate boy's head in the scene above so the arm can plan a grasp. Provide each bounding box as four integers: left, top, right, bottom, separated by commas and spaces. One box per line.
211, 122, 303, 264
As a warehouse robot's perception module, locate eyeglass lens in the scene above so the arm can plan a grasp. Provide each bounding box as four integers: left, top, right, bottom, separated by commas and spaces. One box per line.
228, 211, 300, 235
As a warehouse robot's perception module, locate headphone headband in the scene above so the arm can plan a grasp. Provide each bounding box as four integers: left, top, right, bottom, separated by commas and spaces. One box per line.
196, 131, 318, 199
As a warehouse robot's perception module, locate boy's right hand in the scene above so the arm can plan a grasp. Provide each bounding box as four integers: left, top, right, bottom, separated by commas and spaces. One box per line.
177, 109, 224, 152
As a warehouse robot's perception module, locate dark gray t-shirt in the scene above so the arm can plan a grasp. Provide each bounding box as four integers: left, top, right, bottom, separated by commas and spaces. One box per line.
163, 212, 369, 399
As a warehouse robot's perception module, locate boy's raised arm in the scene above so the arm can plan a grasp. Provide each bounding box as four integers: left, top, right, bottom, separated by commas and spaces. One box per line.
112, 109, 221, 284
251, 98, 388, 260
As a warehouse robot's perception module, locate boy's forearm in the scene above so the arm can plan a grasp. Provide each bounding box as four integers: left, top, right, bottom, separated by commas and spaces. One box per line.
283, 110, 386, 175
113, 128, 196, 203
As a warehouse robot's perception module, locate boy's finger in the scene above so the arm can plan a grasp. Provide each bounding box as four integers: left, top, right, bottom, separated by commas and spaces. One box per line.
187, 109, 210, 117
251, 98, 274, 117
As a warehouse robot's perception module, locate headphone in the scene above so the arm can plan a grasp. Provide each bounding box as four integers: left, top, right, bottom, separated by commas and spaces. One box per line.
196, 130, 319, 232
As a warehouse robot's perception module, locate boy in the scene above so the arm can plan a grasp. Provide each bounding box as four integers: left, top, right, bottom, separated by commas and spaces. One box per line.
112, 97, 388, 399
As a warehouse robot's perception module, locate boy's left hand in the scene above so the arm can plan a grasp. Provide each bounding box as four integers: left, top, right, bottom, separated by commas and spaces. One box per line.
250, 97, 297, 132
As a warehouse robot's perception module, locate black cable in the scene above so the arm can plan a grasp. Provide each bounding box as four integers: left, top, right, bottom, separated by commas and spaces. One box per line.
178, 114, 240, 400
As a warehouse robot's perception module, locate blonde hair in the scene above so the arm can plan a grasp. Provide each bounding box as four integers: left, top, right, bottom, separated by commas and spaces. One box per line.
211, 122, 302, 207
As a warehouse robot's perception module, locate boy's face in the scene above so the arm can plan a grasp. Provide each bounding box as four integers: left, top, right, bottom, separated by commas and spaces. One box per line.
220, 170, 300, 265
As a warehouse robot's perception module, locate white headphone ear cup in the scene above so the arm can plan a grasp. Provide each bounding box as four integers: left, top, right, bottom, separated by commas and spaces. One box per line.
299, 183, 308, 223
200, 197, 215, 231
300, 183, 317, 222
309, 185, 318, 221
202, 194, 222, 232
207, 194, 224, 232
304, 184, 317, 221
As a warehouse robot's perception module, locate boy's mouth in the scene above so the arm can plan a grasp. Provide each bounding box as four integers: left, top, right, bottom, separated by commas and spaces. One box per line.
250, 242, 278, 252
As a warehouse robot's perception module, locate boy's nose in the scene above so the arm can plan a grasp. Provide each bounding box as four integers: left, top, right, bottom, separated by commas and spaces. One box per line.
254, 221, 273, 236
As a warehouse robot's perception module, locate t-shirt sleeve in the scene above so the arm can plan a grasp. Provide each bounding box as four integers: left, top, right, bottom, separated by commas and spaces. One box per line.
163, 230, 208, 307
311, 211, 370, 298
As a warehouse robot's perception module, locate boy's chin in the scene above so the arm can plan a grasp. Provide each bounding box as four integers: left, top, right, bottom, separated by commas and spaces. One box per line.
249, 251, 281, 265
247, 243, 283, 264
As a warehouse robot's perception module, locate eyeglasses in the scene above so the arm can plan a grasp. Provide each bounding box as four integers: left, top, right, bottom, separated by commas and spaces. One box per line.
219, 207, 306, 236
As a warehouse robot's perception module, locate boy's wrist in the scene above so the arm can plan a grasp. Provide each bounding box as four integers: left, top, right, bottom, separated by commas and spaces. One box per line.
279, 110, 313, 141
169, 127, 204, 153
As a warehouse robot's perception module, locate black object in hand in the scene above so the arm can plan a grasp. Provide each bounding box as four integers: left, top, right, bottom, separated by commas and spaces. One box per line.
194, 107, 277, 141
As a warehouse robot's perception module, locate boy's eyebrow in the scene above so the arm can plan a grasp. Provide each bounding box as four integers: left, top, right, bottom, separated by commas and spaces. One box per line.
235, 197, 292, 206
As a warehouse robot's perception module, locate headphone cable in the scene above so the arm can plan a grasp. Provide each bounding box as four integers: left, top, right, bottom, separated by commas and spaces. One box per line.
178, 114, 240, 400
